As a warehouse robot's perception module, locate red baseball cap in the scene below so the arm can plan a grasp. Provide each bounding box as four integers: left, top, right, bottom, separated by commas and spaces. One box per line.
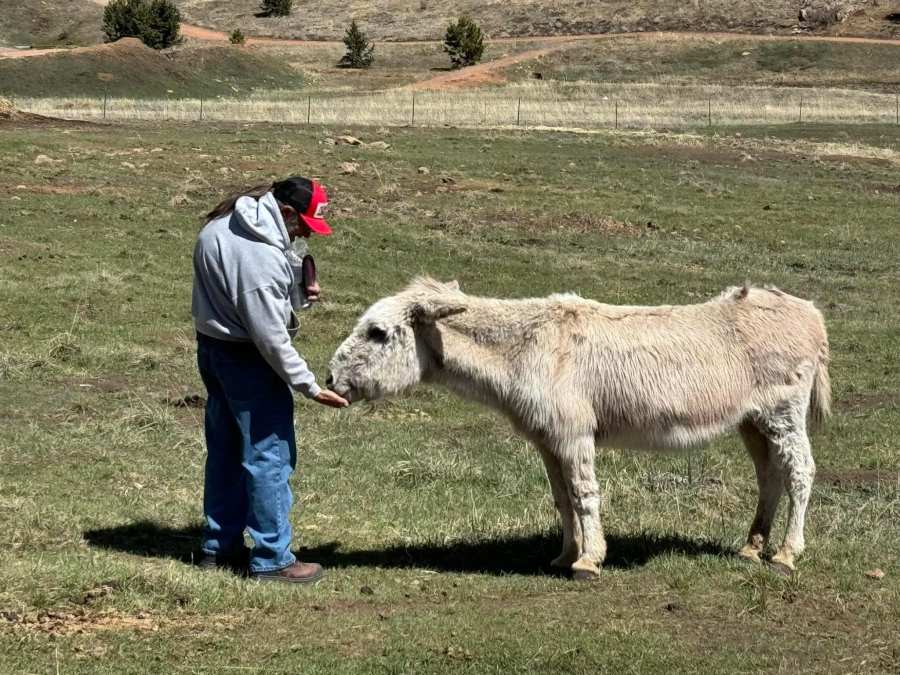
272, 177, 332, 236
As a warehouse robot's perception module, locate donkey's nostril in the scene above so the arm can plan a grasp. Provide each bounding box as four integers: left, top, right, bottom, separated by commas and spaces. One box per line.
326, 373, 334, 388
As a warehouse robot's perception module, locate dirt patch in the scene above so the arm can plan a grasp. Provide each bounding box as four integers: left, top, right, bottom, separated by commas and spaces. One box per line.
837, 391, 899, 412
866, 182, 900, 195
3, 184, 115, 196
816, 468, 900, 487
69, 376, 130, 394
1, 608, 158, 636
409, 45, 576, 91
163, 394, 206, 409
486, 208, 645, 236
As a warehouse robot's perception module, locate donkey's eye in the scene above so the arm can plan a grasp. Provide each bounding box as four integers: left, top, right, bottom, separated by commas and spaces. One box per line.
366, 326, 389, 343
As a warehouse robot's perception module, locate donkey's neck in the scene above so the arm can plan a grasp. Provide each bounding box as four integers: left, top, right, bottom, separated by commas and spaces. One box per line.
423, 296, 545, 413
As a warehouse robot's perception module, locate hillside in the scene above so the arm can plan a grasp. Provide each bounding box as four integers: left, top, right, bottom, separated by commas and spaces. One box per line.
0, 0, 104, 48
0, 38, 300, 98
176, 0, 900, 41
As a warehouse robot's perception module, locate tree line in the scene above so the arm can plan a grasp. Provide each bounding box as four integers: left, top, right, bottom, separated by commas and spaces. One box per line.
102, 0, 485, 70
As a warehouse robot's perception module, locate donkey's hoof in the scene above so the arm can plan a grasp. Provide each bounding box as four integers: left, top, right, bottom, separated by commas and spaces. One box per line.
551, 554, 578, 569
573, 569, 600, 582
736, 545, 763, 564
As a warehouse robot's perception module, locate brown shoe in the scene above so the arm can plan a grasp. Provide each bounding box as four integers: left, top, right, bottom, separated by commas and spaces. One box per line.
252, 561, 324, 584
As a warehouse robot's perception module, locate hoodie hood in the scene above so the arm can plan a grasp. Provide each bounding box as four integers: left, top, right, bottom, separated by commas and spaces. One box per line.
232, 192, 291, 250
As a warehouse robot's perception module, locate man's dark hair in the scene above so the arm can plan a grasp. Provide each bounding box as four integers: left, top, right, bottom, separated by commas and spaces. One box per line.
204, 184, 273, 223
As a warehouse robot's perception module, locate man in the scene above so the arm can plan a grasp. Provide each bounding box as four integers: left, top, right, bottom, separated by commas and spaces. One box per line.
192, 176, 348, 584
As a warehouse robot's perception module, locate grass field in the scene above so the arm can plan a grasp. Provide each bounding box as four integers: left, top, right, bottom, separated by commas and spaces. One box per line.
1, 118, 899, 673
0, 40, 301, 99
510, 35, 900, 92
175, 0, 865, 41
18, 82, 900, 129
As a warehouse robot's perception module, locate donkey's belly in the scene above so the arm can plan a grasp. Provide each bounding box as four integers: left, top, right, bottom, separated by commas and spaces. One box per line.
600, 419, 736, 451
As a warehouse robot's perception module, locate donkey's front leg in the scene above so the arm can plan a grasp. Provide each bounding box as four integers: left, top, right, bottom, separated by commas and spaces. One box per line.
559, 435, 606, 580
536, 444, 582, 568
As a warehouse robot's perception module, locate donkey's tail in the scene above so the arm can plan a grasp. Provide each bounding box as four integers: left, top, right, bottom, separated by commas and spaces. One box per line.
809, 344, 831, 431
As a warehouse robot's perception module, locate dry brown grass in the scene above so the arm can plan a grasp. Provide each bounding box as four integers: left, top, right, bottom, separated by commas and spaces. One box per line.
19, 81, 900, 129
178, 0, 803, 41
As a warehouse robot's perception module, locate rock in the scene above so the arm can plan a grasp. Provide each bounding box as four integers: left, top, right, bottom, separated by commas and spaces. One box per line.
865, 568, 885, 580
34, 154, 56, 165
340, 162, 360, 175
336, 135, 363, 146
417, 166, 430, 175
366, 141, 390, 150
741, 51, 752, 56
121, 161, 136, 169
323, 137, 336, 145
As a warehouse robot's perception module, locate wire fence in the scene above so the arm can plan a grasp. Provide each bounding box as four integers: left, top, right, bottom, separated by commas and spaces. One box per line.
14, 83, 900, 130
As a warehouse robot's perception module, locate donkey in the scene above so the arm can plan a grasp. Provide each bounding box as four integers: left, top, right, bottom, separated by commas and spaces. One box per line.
327, 278, 830, 579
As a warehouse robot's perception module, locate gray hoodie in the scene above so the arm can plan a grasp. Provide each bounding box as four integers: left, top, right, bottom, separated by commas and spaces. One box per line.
191, 192, 321, 399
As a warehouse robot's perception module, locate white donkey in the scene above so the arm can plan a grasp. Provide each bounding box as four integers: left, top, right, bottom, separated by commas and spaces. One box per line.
328, 278, 830, 579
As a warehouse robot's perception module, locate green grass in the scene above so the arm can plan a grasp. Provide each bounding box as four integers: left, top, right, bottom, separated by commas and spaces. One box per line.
0, 42, 302, 99
509, 36, 900, 91
0, 120, 898, 673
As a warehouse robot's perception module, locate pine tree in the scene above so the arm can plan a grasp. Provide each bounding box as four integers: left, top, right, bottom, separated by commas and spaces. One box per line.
259, 0, 293, 17
443, 15, 484, 69
339, 20, 375, 69
102, 0, 150, 43
102, 0, 180, 49
142, 0, 181, 49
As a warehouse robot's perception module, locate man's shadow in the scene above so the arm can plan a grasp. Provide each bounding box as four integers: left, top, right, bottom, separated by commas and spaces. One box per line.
83, 520, 727, 576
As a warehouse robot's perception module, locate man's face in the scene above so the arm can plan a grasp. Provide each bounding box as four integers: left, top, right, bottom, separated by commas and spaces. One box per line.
281, 205, 312, 240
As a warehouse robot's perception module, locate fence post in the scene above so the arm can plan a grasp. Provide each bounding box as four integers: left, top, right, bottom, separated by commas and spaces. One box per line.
516, 97, 521, 126
199, 97, 203, 121
411, 93, 416, 126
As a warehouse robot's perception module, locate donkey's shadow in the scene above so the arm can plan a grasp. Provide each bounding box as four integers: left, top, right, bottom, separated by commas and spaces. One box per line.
83, 521, 727, 576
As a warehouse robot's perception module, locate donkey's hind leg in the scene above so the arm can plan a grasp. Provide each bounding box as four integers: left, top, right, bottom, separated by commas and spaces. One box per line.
757, 402, 816, 571
737, 421, 784, 563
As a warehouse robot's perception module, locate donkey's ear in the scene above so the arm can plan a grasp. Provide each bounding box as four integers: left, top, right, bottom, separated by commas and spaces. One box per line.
446, 279, 460, 291
410, 301, 466, 324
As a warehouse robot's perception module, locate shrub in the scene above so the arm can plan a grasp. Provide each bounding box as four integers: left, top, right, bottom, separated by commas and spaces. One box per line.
259, 0, 292, 17
102, 0, 181, 49
229, 29, 246, 45
339, 20, 374, 68
443, 15, 484, 69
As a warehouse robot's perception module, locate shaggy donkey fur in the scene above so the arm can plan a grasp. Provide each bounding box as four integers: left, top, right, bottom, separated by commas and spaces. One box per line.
328, 278, 831, 578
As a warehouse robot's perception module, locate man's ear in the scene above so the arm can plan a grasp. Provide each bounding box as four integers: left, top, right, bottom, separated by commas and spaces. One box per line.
410, 300, 466, 324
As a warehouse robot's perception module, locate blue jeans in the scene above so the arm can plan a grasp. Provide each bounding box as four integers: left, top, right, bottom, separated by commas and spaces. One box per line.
197, 333, 297, 573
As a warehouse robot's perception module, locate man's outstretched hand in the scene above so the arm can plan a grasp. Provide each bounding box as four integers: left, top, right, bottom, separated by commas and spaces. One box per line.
314, 390, 349, 408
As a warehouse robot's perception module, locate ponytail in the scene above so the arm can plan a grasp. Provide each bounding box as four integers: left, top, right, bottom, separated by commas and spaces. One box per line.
204, 183, 274, 223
